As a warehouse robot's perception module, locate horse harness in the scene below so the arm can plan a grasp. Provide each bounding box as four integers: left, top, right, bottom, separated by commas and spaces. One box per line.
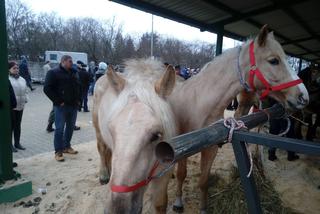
111, 40, 304, 194
238, 41, 303, 99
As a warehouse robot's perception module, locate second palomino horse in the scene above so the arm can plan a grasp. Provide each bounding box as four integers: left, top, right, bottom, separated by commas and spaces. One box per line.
93, 60, 176, 213
168, 25, 309, 213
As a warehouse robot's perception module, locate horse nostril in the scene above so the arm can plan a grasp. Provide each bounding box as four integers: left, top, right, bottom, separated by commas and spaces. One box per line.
298, 93, 308, 106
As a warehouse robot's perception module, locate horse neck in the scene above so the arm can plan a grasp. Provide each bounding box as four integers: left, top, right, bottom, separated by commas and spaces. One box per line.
171, 46, 250, 129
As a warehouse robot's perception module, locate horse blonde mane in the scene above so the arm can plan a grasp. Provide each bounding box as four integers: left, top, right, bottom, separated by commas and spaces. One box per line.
107, 59, 176, 140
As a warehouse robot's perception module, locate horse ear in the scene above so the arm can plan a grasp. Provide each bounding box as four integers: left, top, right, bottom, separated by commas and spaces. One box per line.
155, 65, 176, 98
268, 31, 275, 40
107, 65, 125, 93
257, 24, 269, 47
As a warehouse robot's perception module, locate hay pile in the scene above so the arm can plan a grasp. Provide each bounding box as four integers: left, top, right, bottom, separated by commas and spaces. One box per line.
207, 156, 298, 214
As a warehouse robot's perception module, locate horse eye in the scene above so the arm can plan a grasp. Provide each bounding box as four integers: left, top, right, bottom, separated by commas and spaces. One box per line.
268, 58, 279, 65
150, 132, 162, 142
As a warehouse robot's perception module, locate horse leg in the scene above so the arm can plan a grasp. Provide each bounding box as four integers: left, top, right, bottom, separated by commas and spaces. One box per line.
234, 91, 256, 119
97, 136, 112, 185
173, 158, 187, 212
198, 146, 218, 214
150, 169, 173, 214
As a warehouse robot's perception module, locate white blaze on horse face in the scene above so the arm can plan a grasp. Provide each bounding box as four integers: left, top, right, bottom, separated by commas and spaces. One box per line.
110, 101, 160, 186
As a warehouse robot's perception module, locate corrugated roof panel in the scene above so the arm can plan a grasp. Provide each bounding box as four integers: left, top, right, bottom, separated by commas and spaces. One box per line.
299, 39, 320, 52
225, 21, 260, 38
291, 0, 320, 21
303, 54, 319, 60
283, 44, 308, 55
276, 24, 310, 41
253, 10, 295, 30
111, 0, 320, 62
147, 0, 229, 23
306, 20, 320, 34
219, 0, 272, 12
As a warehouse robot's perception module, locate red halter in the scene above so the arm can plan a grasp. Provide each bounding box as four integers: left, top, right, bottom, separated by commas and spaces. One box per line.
111, 161, 159, 193
248, 41, 302, 99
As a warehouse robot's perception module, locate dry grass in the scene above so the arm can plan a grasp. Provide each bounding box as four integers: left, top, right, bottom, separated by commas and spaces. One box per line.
207, 155, 300, 214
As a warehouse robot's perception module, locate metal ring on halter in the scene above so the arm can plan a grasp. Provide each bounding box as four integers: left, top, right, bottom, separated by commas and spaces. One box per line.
277, 117, 291, 137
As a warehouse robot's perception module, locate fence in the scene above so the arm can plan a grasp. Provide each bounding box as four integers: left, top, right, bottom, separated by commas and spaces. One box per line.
155, 104, 320, 214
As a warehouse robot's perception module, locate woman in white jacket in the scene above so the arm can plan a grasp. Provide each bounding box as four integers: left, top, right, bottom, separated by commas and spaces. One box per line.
8, 61, 28, 152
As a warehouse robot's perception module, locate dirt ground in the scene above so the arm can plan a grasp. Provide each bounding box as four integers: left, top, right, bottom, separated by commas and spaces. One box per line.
1, 111, 319, 214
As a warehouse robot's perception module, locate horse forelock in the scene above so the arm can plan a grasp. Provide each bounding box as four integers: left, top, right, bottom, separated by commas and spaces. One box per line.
106, 65, 176, 140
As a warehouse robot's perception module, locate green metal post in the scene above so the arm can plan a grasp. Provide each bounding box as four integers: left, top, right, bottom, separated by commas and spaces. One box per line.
215, 28, 223, 56
0, 0, 14, 181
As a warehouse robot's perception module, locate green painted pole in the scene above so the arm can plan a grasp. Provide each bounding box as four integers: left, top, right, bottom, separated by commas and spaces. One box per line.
215, 28, 223, 56
0, 0, 14, 181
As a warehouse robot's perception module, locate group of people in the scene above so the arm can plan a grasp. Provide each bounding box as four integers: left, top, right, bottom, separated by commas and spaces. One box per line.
173, 64, 201, 80
8, 55, 109, 162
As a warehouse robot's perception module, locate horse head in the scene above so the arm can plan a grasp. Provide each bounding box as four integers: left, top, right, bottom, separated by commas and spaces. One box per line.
241, 25, 309, 110
104, 63, 176, 214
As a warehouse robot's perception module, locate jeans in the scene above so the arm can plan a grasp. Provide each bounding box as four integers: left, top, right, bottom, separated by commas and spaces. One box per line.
88, 81, 95, 95
48, 107, 54, 124
80, 89, 89, 111
11, 110, 23, 146
54, 105, 78, 153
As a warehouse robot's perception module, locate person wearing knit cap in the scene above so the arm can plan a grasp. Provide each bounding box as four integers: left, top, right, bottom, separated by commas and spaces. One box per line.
8, 61, 28, 152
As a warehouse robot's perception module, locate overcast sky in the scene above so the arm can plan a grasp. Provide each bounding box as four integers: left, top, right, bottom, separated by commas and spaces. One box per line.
22, 0, 238, 49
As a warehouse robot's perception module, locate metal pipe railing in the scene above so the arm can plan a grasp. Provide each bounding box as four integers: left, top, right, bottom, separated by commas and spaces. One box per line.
155, 104, 285, 163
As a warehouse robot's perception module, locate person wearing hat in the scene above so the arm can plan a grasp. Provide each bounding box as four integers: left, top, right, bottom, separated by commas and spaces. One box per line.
8, 61, 28, 152
95, 62, 108, 81
76, 60, 92, 112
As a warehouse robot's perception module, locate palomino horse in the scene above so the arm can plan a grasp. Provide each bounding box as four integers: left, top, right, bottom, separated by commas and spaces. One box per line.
168, 25, 309, 213
93, 59, 176, 213
235, 65, 320, 141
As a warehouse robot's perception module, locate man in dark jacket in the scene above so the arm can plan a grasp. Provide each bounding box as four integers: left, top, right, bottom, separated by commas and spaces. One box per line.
44, 55, 81, 162
77, 61, 92, 112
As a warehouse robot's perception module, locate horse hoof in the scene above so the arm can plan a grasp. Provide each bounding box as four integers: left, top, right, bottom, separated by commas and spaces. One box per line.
172, 205, 184, 213
99, 178, 109, 185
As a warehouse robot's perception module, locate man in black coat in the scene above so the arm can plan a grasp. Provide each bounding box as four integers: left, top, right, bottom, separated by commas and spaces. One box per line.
77, 61, 92, 112
44, 55, 81, 162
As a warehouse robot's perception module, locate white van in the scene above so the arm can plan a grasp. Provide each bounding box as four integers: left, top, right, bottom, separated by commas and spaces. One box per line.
45, 51, 88, 65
